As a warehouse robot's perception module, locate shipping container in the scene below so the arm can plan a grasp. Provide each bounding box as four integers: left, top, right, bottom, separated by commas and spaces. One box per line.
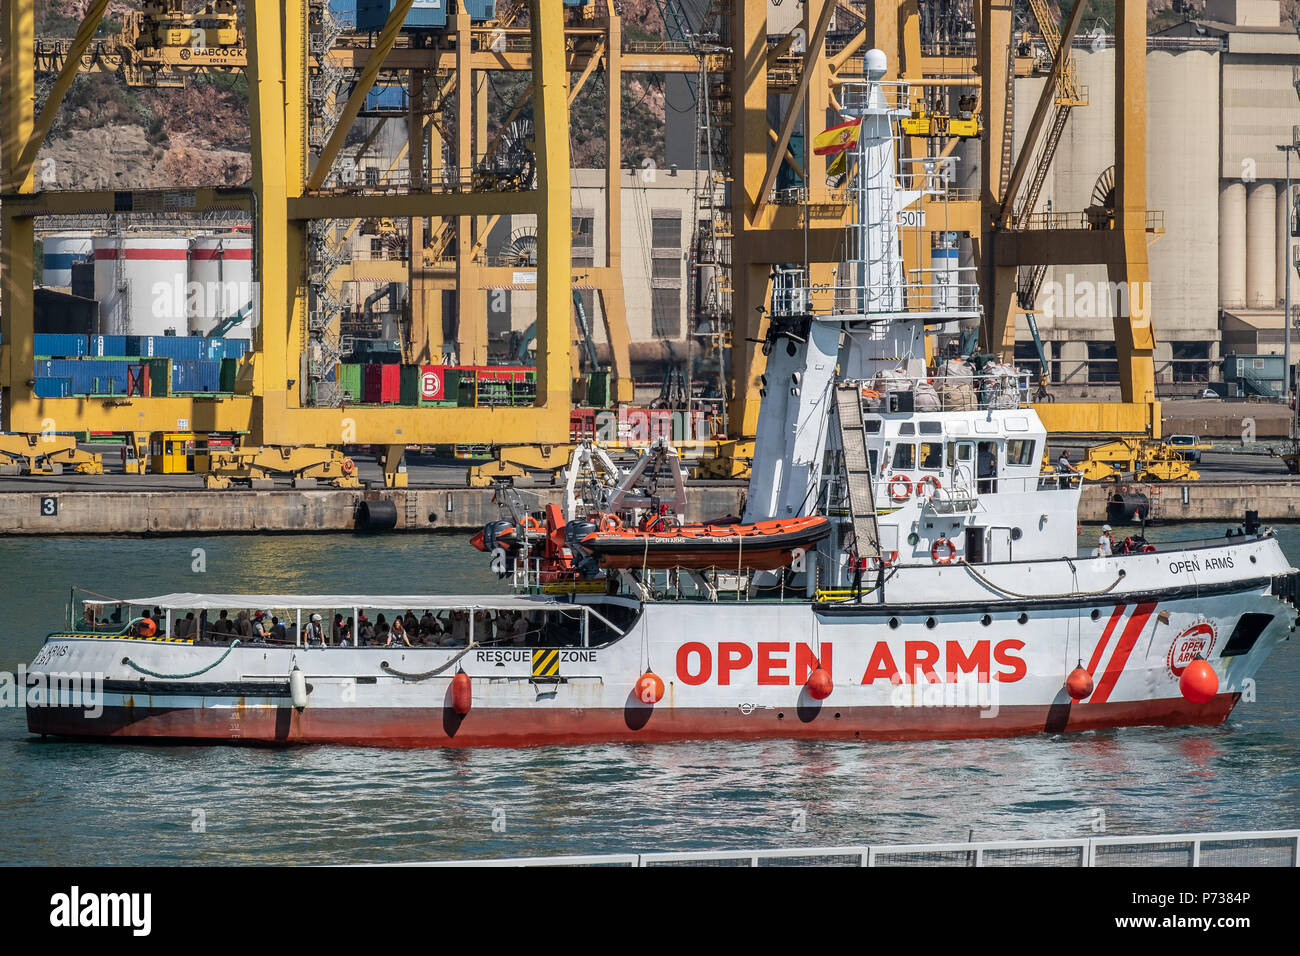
224, 338, 251, 360
129, 334, 207, 361
219, 357, 238, 393
356, 0, 448, 31
337, 363, 363, 402
587, 370, 610, 409
34, 333, 89, 357
34, 378, 72, 398
172, 359, 222, 393
88, 334, 129, 357
364, 363, 401, 403
146, 358, 172, 397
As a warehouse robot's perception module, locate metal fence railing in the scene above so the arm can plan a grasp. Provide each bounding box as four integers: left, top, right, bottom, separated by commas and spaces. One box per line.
415, 829, 1300, 867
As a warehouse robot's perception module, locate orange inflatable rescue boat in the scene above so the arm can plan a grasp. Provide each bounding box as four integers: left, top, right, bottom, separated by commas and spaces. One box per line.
578, 514, 831, 571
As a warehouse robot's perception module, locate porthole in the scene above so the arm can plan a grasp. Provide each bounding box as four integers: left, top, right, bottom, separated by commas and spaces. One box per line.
888, 617, 900, 629
925, 617, 937, 629
980, 614, 992, 626
1090, 608, 1100, 621
1017, 612, 1029, 625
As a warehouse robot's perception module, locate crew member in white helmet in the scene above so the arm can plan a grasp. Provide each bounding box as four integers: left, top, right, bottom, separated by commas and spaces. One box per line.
1097, 524, 1115, 557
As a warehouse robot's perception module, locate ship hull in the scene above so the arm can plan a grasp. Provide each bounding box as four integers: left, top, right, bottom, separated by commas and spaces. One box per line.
24, 536, 1298, 748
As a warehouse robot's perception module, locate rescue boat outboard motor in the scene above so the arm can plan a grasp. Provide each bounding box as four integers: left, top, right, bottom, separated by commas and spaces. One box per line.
483, 519, 519, 554
566, 519, 600, 575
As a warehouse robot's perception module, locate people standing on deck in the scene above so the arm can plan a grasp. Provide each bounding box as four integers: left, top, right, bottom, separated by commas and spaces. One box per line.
1097, 524, 1115, 558
305, 613, 325, 647
387, 617, 411, 647
357, 612, 373, 645
332, 614, 345, 645
1056, 449, 1078, 489
252, 611, 270, 642
269, 615, 287, 643
236, 610, 252, 639
374, 614, 390, 644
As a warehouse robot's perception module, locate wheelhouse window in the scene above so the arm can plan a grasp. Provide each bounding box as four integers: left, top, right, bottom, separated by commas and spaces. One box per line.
892, 444, 916, 470
919, 442, 942, 470
1006, 439, 1036, 467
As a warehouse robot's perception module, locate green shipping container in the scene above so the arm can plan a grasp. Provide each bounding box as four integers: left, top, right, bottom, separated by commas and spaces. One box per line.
219, 358, 238, 393
587, 370, 610, 409
457, 372, 477, 407
400, 365, 420, 405
146, 358, 171, 398
337, 364, 363, 403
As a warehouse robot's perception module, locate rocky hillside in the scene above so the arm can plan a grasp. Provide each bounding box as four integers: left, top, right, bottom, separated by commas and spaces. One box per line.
29, 0, 1274, 191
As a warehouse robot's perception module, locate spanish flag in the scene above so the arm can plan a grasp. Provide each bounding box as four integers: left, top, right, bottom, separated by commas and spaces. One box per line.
813, 118, 862, 156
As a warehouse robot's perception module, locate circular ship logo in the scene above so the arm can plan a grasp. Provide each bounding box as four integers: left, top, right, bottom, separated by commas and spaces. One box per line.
1167, 620, 1217, 678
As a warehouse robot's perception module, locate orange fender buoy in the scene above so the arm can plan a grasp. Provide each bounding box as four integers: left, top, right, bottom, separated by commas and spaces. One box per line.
451, 671, 472, 715
635, 671, 665, 704
807, 667, 833, 700
341, 457, 355, 476
1179, 657, 1218, 704
1065, 666, 1093, 701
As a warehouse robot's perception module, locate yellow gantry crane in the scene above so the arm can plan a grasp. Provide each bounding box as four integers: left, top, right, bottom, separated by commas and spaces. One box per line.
2, 0, 1171, 488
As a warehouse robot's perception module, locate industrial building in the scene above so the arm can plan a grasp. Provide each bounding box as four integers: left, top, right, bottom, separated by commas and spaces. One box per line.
1008, 0, 1300, 397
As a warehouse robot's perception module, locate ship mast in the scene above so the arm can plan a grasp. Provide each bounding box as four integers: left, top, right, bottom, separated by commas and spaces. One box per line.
742, 50, 981, 526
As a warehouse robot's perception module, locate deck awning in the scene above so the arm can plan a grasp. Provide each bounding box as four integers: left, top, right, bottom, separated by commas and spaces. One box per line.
96, 593, 583, 612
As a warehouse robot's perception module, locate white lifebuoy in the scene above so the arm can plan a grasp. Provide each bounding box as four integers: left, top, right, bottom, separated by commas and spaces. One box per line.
930, 537, 957, 565
916, 475, 942, 498
887, 474, 913, 502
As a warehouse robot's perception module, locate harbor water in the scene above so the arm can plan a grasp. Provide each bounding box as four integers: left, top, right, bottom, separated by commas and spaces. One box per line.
1, 523, 1297, 865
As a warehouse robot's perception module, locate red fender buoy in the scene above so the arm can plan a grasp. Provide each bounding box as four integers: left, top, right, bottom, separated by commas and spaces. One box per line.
807, 667, 833, 700
1065, 666, 1094, 701
635, 671, 665, 704
451, 671, 472, 715
1179, 657, 1218, 704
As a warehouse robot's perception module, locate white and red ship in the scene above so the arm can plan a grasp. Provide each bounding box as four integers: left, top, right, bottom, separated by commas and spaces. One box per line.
25, 52, 1297, 746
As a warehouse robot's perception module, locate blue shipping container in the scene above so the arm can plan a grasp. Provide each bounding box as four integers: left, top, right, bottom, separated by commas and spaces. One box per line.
366, 84, 407, 112
34, 333, 88, 357
356, 0, 447, 31
172, 360, 222, 393
134, 335, 206, 361
34, 378, 72, 398
89, 335, 129, 357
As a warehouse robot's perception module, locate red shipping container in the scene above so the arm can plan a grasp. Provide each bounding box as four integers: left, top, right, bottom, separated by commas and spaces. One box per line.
420, 365, 446, 401
364, 363, 400, 403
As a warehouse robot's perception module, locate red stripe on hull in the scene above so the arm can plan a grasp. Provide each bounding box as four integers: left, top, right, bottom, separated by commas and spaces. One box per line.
1092, 601, 1157, 703
1086, 603, 1126, 675
27, 695, 1240, 748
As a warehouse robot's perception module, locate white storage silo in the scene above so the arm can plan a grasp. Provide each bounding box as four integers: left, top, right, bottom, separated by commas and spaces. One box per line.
41, 232, 94, 290
1219, 182, 1247, 310
188, 234, 255, 336
1246, 182, 1277, 309
93, 236, 191, 336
